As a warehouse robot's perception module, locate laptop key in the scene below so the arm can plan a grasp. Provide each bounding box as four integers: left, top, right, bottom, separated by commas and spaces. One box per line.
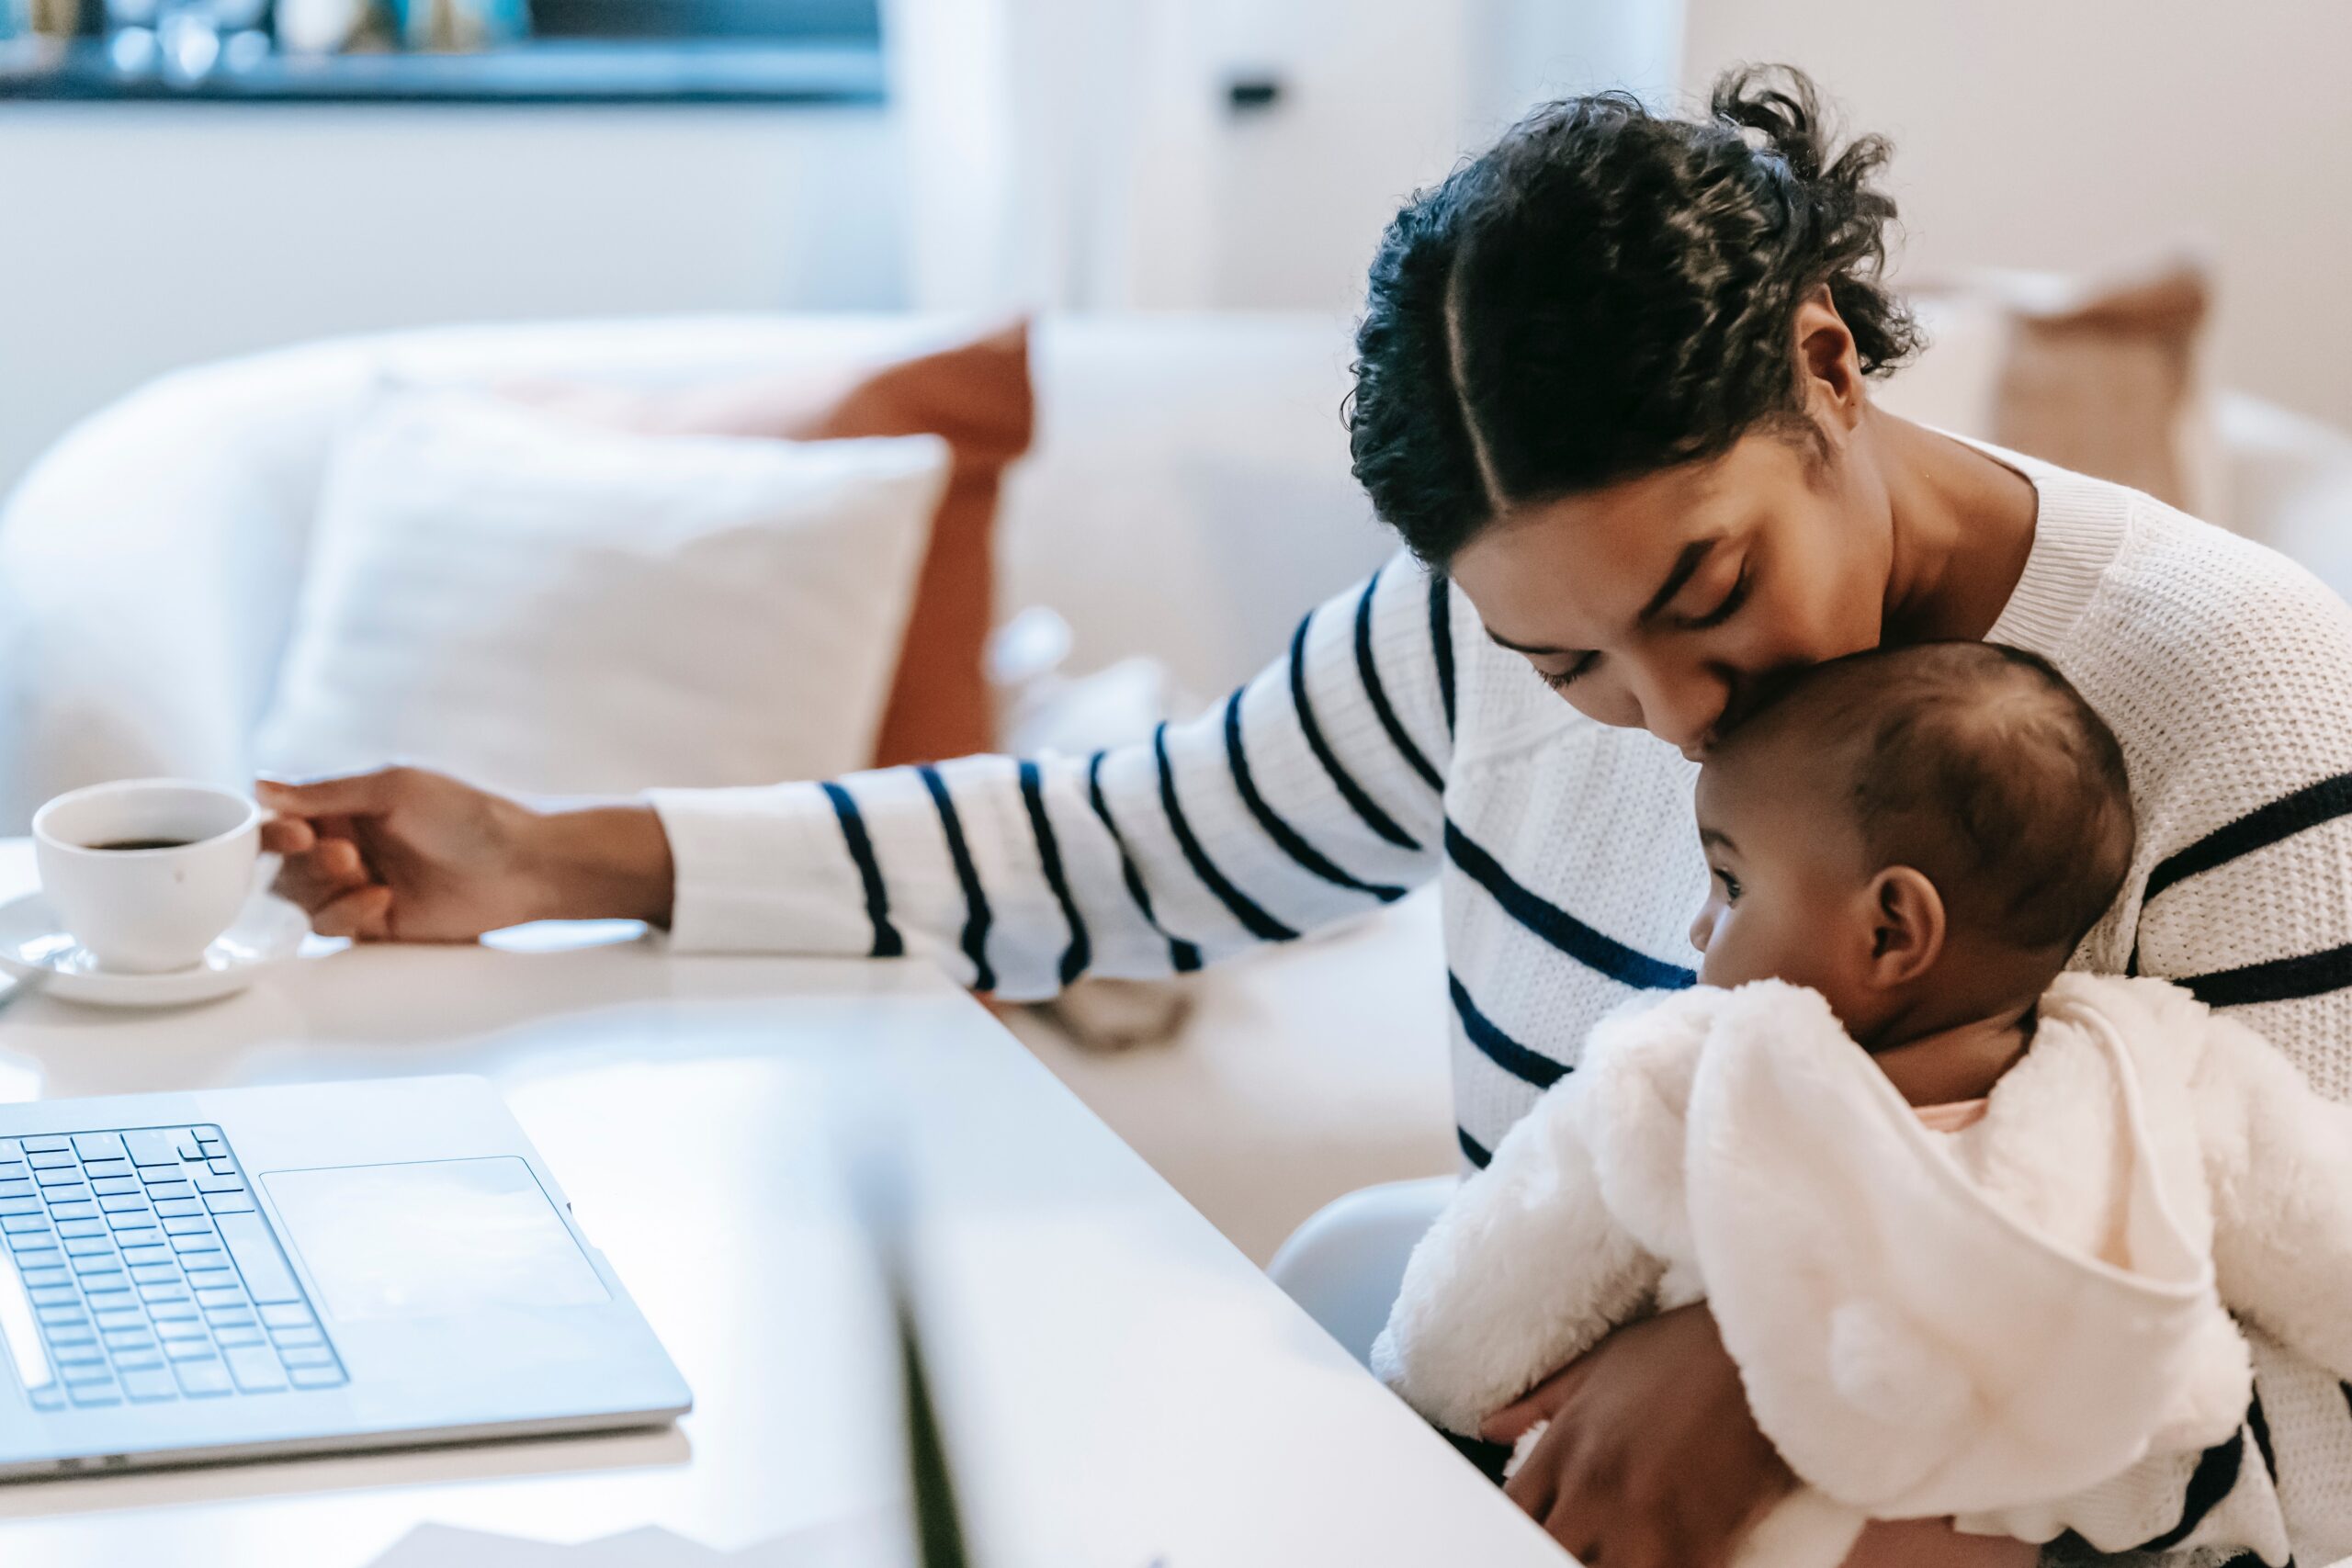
185, 1266, 237, 1291
172, 1232, 222, 1255
27, 1285, 76, 1307
66, 1384, 121, 1408
120, 1245, 172, 1268
124, 1130, 182, 1168
193, 1174, 245, 1195
214, 1325, 265, 1348
90, 1177, 141, 1198
55, 1219, 105, 1240
80, 1157, 132, 1180
19, 1267, 68, 1290
26, 1151, 74, 1170
120, 1366, 176, 1402
46, 1201, 96, 1222
1, 1213, 48, 1235
164, 1340, 216, 1363
223, 1346, 285, 1392
154, 1319, 208, 1341
60, 1360, 112, 1385
71, 1134, 126, 1162
28, 1384, 65, 1410
288, 1365, 345, 1390
93, 1307, 143, 1331
204, 1194, 255, 1215
259, 1303, 313, 1330
163, 1215, 215, 1236
174, 1360, 232, 1397
151, 1195, 199, 1216
0, 1184, 36, 1205
147, 1300, 199, 1322
279, 1344, 336, 1369
194, 1287, 243, 1309
19, 1137, 67, 1154
109, 1223, 161, 1245
100, 1193, 152, 1214
269, 1325, 325, 1348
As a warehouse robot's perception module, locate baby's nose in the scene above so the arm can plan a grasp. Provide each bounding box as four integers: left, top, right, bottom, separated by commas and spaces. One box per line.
1688, 906, 1714, 953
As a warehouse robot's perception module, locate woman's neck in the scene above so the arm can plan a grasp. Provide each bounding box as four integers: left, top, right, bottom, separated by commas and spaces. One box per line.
1871, 412, 2041, 645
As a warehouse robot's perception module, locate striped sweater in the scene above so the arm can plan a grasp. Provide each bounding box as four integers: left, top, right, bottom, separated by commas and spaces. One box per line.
652, 446, 2352, 1565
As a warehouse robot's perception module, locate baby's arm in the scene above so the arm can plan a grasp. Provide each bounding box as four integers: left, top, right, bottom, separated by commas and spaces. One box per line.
2197, 1011, 2352, 1379
1372, 1077, 1664, 1435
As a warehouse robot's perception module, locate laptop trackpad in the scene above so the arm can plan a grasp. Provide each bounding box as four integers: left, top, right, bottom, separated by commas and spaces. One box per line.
264, 1158, 611, 1321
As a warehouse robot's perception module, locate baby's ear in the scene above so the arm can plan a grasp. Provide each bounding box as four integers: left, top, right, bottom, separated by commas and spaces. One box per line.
1865, 866, 1945, 987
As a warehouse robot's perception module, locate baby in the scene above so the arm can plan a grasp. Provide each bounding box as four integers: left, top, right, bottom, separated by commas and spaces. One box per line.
1375, 641, 2352, 1567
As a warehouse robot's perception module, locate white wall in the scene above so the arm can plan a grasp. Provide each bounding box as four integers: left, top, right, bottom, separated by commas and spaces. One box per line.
0, 102, 902, 492
1683, 0, 2352, 430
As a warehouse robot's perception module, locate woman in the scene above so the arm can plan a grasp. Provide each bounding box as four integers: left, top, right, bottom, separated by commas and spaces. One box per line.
262, 68, 2352, 1568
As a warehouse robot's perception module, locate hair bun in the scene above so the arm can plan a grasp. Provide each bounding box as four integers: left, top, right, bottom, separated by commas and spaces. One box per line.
1711, 63, 1831, 184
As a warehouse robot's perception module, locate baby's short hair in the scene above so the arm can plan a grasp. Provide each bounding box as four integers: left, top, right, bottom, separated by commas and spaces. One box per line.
1721, 642, 2135, 954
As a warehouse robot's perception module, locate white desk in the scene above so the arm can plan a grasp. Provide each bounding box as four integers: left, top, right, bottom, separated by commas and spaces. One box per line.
0, 842, 1565, 1566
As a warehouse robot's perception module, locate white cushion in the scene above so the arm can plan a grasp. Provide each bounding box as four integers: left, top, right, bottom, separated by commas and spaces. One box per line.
254, 388, 949, 795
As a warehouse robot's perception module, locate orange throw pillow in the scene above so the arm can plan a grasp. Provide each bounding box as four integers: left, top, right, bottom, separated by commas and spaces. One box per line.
788, 322, 1033, 766
514, 321, 1035, 767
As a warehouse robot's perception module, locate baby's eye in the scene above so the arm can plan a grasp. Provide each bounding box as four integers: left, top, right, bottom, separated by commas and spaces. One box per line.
1713, 868, 1742, 902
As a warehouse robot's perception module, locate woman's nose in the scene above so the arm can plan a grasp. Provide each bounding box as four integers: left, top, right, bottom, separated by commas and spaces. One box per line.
1633, 663, 1727, 755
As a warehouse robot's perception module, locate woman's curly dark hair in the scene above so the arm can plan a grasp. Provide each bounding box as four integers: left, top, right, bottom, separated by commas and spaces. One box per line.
1347, 64, 1920, 564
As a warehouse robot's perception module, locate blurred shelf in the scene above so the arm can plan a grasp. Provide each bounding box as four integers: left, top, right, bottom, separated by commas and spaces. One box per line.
0, 37, 885, 105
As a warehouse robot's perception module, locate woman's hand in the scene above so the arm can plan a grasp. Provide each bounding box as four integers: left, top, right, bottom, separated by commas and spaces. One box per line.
1480, 1303, 1794, 1568
258, 767, 674, 941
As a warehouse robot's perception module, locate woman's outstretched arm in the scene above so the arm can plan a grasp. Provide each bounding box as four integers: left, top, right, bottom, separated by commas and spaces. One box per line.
264, 554, 1457, 998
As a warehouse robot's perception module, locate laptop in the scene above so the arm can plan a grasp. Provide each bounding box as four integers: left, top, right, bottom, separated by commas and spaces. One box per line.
0, 1074, 690, 1478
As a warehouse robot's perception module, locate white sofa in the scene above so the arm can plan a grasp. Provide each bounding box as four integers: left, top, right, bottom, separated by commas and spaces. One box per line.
6, 312, 2351, 1264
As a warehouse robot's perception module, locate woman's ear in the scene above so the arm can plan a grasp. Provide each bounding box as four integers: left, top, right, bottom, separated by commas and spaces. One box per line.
1794, 286, 1864, 434
1864, 865, 1945, 987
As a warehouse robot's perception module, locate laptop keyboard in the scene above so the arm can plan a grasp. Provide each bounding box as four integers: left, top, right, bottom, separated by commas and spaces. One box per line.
0, 1125, 345, 1410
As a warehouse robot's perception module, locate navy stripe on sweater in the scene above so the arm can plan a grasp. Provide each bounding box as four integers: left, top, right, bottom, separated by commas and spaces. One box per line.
2182, 941, 2352, 1008
1429, 571, 1457, 738
1444, 820, 1698, 991
1354, 570, 1443, 794
2129, 1427, 2245, 1553
1154, 722, 1299, 943
1288, 612, 1421, 852
1224, 690, 1407, 903
1086, 751, 1201, 973
1450, 974, 1568, 1089
1018, 760, 1091, 987
917, 764, 996, 993
2145, 770, 2352, 906
820, 781, 903, 960
1457, 1127, 1492, 1169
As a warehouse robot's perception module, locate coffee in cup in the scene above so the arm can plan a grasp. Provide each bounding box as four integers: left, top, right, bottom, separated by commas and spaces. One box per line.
32, 780, 264, 973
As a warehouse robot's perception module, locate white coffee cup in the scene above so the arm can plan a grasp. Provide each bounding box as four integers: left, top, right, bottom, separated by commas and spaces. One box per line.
32, 780, 264, 974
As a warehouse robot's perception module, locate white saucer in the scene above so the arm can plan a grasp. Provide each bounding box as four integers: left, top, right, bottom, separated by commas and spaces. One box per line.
0, 890, 309, 1009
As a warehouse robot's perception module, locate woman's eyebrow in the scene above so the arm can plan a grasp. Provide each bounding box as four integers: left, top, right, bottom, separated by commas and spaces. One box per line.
1636, 538, 1716, 624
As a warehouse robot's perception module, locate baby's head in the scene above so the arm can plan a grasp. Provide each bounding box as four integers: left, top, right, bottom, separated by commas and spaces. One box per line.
1690, 642, 2134, 1047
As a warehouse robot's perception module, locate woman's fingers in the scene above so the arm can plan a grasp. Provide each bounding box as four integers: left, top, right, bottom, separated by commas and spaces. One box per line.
258, 815, 316, 855
1482, 1359, 1586, 1443
273, 841, 376, 916
311, 885, 394, 941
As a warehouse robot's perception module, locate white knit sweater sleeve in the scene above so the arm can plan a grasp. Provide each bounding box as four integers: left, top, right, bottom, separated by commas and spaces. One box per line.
644, 552, 1455, 998
2106, 517, 2352, 1104
2196, 1011, 2352, 1383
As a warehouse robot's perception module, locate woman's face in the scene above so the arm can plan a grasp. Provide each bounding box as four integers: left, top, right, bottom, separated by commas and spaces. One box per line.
1449, 423, 1892, 761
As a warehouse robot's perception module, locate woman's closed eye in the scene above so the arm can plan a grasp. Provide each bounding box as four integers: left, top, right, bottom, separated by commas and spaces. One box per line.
1675, 560, 1753, 632
1536, 653, 1599, 692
